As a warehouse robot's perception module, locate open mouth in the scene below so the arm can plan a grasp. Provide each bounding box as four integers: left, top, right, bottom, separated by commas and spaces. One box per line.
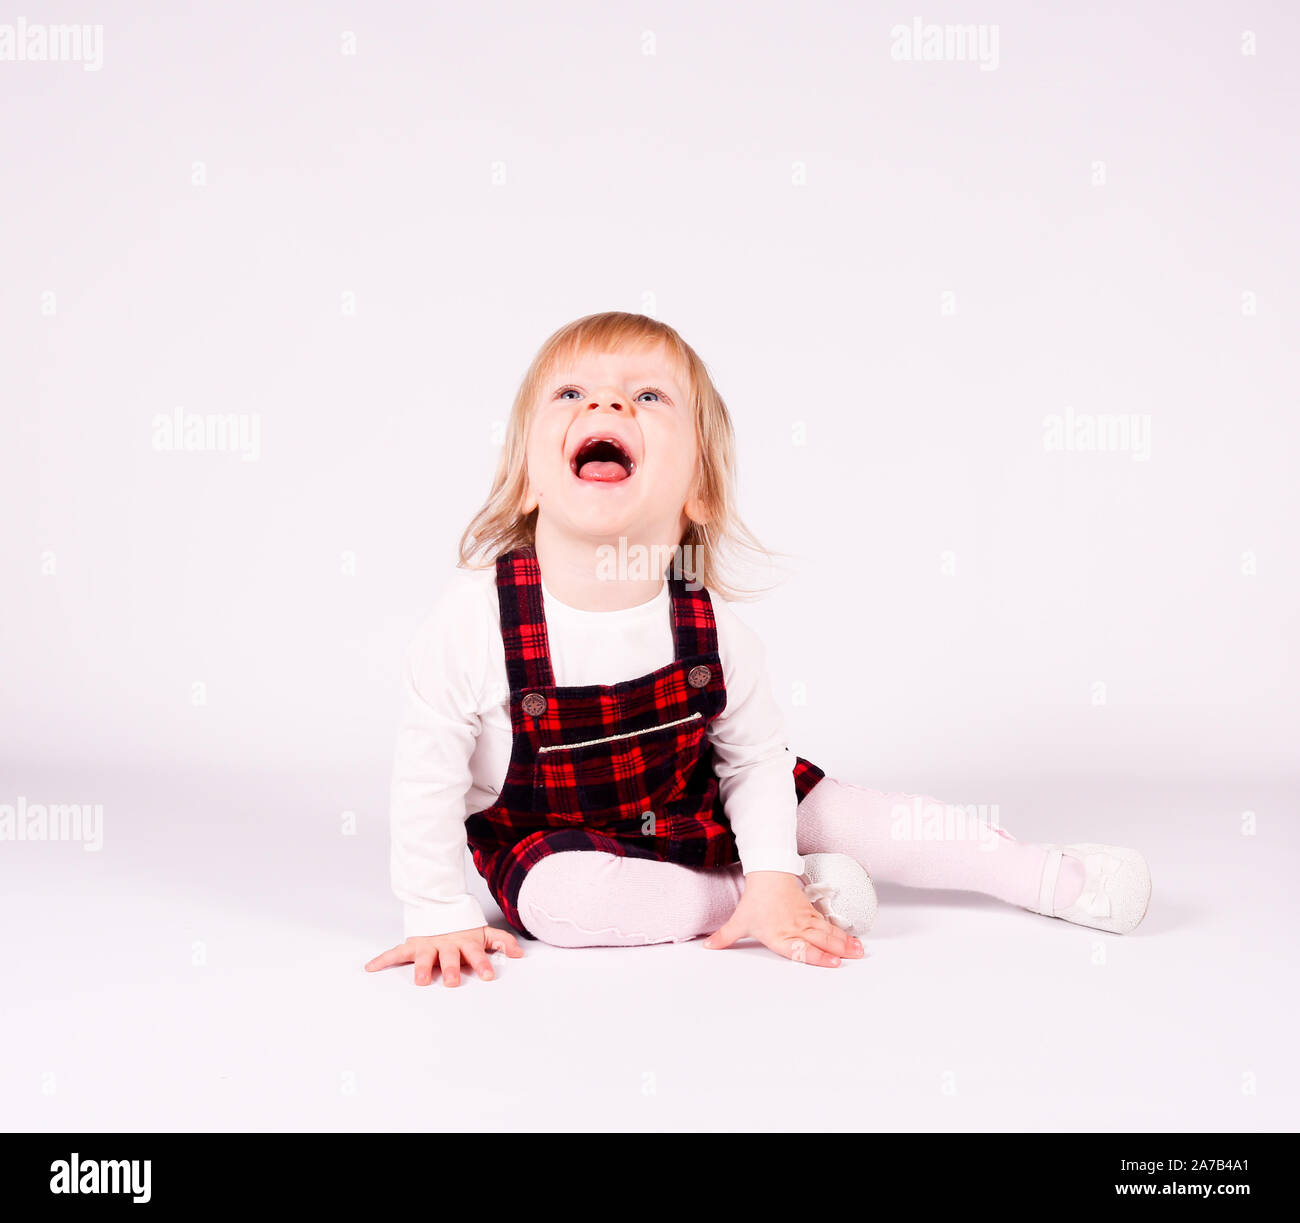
570, 436, 636, 483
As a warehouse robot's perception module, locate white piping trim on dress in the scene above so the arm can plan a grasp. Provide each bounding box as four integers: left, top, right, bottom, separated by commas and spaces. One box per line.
535, 711, 703, 755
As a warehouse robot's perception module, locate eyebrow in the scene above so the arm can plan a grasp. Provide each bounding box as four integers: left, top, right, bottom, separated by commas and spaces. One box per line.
548, 371, 684, 392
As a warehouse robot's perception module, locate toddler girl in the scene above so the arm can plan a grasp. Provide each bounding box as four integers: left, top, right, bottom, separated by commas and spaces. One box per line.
365, 312, 1151, 988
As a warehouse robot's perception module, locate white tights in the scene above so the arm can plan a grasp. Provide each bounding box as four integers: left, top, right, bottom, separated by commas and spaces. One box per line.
515, 776, 1085, 947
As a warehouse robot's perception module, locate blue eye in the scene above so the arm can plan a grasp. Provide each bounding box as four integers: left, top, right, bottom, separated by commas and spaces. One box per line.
554, 385, 670, 404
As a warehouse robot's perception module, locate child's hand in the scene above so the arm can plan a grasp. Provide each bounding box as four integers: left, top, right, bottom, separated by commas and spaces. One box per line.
365, 926, 524, 987
703, 872, 864, 967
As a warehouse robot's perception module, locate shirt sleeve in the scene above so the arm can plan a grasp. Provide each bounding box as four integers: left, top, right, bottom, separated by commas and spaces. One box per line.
707, 595, 805, 878
388, 572, 493, 938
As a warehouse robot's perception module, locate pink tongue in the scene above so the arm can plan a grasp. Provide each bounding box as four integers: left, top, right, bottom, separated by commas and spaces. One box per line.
577, 461, 629, 481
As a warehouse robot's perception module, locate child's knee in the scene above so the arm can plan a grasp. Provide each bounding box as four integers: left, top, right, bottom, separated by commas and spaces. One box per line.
516, 852, 616, 947
515, 851, 700, 947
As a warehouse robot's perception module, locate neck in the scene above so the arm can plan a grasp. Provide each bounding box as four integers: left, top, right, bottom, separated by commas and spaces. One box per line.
533, 520, 683, 611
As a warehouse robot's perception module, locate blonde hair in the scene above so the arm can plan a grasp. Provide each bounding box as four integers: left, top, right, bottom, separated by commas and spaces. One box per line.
457, 311, 778, 601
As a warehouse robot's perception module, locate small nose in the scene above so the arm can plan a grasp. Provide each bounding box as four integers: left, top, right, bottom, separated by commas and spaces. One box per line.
586, 386, 627, 412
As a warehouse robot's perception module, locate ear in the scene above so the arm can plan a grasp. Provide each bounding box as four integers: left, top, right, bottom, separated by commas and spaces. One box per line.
519, 481, 539, 514
684, 493, 711, 526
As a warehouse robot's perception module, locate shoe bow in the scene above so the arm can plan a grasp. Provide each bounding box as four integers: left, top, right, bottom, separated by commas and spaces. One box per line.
1076, 852, 1120, 918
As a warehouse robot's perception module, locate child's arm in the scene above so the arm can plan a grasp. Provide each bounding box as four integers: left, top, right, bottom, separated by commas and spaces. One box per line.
365, 574, 524, 986
706, 597, 805, 877
389, 584, 488, 937
703, 597, 859, 967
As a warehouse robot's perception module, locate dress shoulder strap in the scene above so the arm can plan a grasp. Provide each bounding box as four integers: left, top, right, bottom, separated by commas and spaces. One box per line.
668, 573, 720, 660
494, 545, 555, 691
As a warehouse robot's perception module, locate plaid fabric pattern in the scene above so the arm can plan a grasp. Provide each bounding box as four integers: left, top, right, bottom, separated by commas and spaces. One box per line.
465, 545, 825, 938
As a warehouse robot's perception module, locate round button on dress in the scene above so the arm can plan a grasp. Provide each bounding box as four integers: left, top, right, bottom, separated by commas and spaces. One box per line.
521, 692, 548, 716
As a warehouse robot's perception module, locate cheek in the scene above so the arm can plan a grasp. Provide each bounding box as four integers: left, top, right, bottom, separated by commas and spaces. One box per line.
645, 417, 698, 478
525, 414, 569, 479
662, 432, 701, 490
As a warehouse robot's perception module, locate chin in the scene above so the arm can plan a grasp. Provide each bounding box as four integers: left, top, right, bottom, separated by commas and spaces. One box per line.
567, 509, 639, 542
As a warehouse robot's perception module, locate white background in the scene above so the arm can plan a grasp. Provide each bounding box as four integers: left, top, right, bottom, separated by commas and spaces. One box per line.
2, 0, 1296, 1132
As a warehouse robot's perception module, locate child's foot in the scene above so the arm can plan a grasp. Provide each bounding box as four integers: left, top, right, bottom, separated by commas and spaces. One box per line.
800, 853, 878, 935
1028, 843, 1151, 934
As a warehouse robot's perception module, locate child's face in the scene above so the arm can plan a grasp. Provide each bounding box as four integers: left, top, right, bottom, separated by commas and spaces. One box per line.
521, 343, 704, 547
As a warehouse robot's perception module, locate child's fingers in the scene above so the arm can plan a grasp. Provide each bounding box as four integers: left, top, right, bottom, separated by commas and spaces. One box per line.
484, 929, 525, 958
365, 944, 413, 972
803, 916, 858, 964
810, 917, 862, 958
782, 935, 842, 967
412, 949, 436, 986
437, 947, 462, 988
702, 917, 746, 950
462, 945, 496, 981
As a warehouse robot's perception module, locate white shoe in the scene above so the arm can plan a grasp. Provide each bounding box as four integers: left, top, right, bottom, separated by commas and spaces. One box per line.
800, 853, 878, 935
1028, 843, 1152, 934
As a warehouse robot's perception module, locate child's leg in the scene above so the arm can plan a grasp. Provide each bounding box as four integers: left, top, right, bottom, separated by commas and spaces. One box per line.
516, 851, 743, 948
515, 778, 1086, 948
796, 776, 1085, 911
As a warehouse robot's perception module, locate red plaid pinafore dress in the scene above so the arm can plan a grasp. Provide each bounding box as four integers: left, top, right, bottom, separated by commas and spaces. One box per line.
464, 545, 826, 938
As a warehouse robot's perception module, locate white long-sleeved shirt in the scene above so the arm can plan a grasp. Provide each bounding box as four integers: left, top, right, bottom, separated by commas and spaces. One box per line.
389, 563, 805, 938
